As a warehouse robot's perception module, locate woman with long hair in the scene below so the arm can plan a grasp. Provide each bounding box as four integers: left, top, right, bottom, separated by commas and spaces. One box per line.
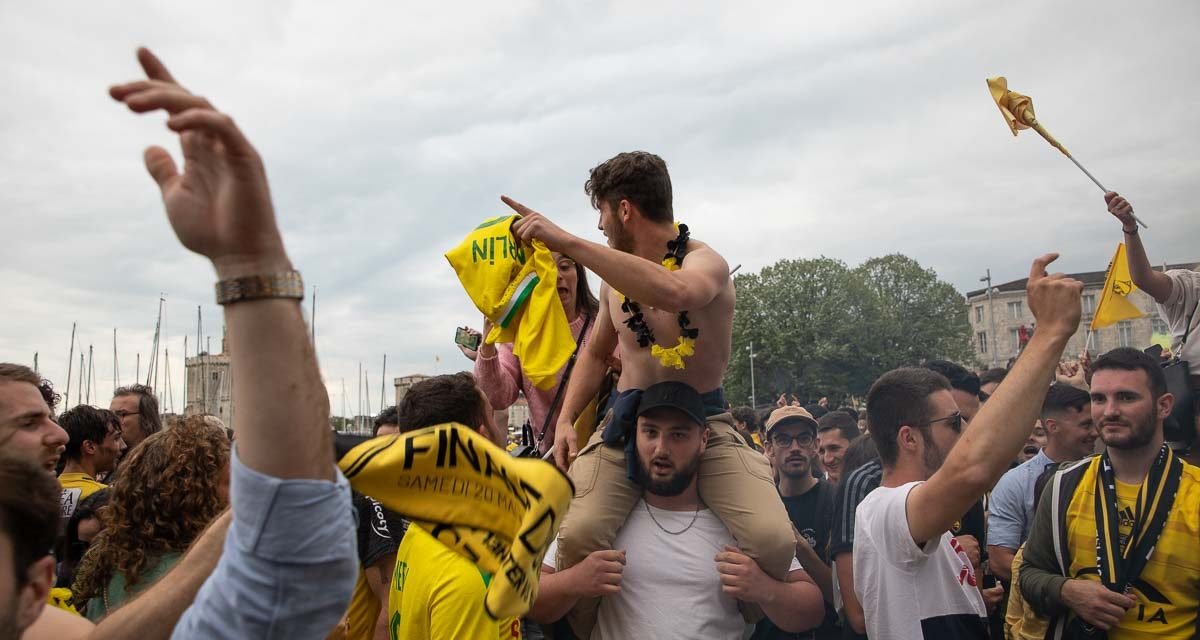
460, 253, 602, 454
72, 416, 230, 620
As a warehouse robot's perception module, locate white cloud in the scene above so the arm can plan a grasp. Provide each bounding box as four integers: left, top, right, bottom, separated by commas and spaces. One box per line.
2, 0, 1197, 414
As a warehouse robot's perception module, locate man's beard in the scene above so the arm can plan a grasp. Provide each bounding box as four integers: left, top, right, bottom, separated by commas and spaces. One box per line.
609, 218, 635, 253
1100, 412, 1158, 450
634, 450, 701, 497
921, 432, 948, 477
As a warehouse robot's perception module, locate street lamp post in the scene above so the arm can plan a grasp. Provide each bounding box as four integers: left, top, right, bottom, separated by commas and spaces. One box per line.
749, 341, 757, 409
980, 269, 998, 367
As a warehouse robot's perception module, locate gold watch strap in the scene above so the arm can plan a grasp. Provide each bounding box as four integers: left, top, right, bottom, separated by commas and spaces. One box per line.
214, 271, 304, 305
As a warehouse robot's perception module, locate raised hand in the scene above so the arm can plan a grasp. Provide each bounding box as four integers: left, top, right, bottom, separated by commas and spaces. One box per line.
1025, 254, 1083, 341
502, 196, 575, 254
110, 47, 289, 279
1104, 192, 1137, 233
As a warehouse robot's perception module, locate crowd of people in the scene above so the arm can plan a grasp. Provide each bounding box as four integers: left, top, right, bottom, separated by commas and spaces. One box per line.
1, 46, 1198, 640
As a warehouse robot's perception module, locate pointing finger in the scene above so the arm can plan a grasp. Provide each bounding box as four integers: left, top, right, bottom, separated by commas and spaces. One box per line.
137, 47, 178, 84
1029, 253, 1060, 281
501, 195, 534, 216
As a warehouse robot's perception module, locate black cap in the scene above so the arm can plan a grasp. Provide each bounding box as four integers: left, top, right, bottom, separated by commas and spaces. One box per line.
637, 382, 706, 428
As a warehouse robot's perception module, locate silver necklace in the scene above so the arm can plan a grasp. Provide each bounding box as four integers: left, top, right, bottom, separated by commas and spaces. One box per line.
643, 498, 700, 535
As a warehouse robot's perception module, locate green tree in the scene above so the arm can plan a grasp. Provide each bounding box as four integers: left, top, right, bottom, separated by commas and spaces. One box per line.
724, 253, 973, 408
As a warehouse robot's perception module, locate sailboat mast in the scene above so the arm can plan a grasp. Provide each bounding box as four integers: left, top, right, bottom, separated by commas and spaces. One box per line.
113, 328, 119, 391
146, 295, 164, 388
65, 322, 76, 408
85, 345, 94, 404
380, 354, 387, 413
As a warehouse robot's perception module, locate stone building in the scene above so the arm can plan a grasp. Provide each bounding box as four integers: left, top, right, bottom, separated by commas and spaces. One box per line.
394, 374, 432, 407
964, 263, 1189, 368
184, 340, 233, 425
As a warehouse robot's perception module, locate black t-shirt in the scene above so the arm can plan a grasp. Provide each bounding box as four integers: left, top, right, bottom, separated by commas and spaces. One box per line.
754, 480, 838, 640
353, 492, 407, 570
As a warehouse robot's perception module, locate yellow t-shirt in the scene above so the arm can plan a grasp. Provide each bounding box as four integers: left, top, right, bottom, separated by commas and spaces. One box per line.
1064, 462, 1200, 639
343, 572, 380, 640
59, 472, 106, 520
1005, 545, 1049, 640
388, 526, 521, 640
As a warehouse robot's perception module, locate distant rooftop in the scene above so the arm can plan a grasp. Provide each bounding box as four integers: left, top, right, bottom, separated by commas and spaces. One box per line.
965, 262, 1195, 299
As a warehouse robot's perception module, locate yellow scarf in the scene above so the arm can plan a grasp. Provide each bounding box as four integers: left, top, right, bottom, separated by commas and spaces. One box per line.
339, 424, 573, 620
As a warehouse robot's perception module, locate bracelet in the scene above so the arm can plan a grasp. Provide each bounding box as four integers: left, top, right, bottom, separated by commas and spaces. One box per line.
1122, 226, 1138, 235
215, 271, 304, 305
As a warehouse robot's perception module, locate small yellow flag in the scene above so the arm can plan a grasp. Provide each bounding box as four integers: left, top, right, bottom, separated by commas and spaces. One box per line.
1091, 243, 1143, 330
986, 76, 1070, 156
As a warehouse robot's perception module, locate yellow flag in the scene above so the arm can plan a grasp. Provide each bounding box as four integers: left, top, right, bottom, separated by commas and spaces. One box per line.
986, 76, 1070, 156
1091, 243, 1143, 330
338, 423, 573, 620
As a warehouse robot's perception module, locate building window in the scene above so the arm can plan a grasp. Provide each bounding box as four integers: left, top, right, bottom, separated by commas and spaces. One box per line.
975, 306, 984, 324
212, 372, 219, 381
977, 331, 988, 354
1009, 327, 1021, 351
1007, 300, 1023, 319
1082, 294, 1097, 315
1151, 316, 1169, 335
1118, 321, 1133, 348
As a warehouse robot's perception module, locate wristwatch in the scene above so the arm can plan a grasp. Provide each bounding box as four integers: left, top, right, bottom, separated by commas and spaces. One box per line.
215, 271, 304, 305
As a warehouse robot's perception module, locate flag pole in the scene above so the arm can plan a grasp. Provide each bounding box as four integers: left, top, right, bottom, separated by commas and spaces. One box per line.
1024, 110, 1147, 229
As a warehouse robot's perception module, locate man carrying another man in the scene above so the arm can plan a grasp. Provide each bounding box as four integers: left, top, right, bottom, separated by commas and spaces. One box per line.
532, 382, 824, 638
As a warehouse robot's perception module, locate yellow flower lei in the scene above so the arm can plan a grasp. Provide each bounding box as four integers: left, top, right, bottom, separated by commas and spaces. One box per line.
621, 222, 698, 370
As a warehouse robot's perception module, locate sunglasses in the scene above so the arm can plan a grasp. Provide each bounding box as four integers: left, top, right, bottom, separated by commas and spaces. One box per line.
770, 432, 815, 448
918, 412, 964, 433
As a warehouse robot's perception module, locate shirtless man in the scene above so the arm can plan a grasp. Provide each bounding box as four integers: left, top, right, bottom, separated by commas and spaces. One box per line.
507, 151, 794, 636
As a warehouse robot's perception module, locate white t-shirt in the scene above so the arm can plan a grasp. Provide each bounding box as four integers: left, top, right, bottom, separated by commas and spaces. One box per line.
1160, 269, 1200, 364
853, 482, 988, 640
545, 499, 802, 640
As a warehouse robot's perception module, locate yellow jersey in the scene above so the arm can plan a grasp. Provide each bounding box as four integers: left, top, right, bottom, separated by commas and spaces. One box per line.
58, 471, 105, 520
388, 526, 521, 640
1063, 462, 1200, 639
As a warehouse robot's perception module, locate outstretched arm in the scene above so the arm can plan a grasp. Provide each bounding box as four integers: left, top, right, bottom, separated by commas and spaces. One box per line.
108, 47, 356, 640
110, 47, 330, 481
504, 197, 728, 313
905, 254, 1082, 545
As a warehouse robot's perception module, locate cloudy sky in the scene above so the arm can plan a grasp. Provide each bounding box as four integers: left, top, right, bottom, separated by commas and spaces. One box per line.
2, 0, 1197, 417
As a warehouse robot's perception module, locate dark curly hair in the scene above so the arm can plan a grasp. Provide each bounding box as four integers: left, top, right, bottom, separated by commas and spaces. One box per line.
584, 151, 674, 223
72, 416, 229, 604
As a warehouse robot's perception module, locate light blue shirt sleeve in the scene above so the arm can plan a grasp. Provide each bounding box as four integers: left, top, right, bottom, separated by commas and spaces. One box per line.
987, 465, 1029, 551
171, 448, 358, 640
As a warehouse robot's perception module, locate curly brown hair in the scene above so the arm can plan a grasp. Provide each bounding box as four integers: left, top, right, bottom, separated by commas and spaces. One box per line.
584, 151, 674, 223
72, 416, 229, 604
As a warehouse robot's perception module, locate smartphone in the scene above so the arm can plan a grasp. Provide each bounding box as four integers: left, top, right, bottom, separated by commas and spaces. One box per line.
454, 326, 481, 351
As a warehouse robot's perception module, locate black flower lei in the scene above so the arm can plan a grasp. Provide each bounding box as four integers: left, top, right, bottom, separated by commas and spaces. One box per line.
620, 224, 700, 367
